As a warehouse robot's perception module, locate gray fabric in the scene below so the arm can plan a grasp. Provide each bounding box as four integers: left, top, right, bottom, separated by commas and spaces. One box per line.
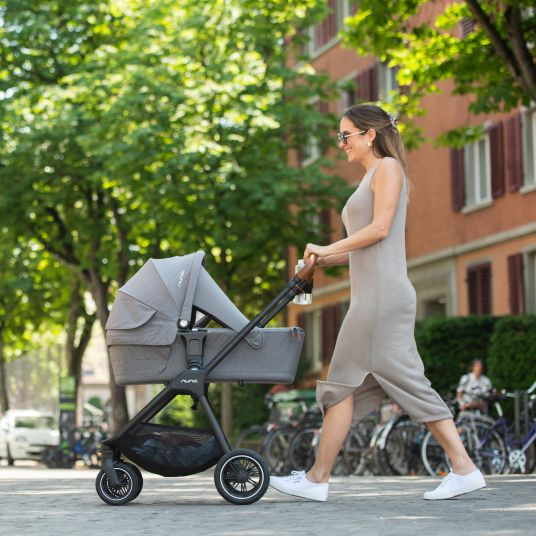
194, 268, 263, 348
109, 327, 304, 385
316, 158, 453, 424
106, 252, 262, 348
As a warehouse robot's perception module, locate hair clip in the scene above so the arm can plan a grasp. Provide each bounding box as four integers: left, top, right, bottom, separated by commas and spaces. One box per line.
387, 112, 400, 128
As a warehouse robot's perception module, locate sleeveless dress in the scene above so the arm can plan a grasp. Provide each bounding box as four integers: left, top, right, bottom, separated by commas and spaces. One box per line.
316, 158, 452, 424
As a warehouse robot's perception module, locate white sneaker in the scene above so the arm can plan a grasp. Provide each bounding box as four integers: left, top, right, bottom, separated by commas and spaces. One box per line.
423, 469, 486, 500
269, 471, 329, 502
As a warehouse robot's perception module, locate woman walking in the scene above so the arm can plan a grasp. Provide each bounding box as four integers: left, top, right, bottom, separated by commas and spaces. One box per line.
270, 104, 485, 501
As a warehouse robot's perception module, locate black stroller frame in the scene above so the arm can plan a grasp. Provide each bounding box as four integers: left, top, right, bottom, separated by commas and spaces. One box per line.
96, 259, 315, 506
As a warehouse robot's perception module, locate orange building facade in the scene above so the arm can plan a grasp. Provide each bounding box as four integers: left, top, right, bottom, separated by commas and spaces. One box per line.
287, 0, 536, 375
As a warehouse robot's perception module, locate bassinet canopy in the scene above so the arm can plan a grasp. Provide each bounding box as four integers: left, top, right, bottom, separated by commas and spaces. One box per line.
106, 251, 263, 348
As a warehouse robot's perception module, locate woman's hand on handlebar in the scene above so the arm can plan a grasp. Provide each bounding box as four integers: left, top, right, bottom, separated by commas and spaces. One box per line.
303, 243, 326, 264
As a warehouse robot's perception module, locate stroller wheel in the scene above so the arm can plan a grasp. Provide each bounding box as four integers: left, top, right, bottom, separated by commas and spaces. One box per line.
129, 464, 144, 499
214, 449, 270, 505
95, 462, 141, 505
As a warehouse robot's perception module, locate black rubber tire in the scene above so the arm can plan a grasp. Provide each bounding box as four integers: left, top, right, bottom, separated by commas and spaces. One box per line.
129, 464, 144, 500
95, 461, 141, 506
214, 449, 270, 505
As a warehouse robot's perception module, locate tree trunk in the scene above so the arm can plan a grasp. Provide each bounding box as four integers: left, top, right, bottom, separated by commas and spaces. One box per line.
84, 269, 129, 432
65, 280, 96, 418
0, 330, 9, 413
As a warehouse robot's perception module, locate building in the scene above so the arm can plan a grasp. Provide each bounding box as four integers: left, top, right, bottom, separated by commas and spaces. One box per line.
287, 0, 536, 377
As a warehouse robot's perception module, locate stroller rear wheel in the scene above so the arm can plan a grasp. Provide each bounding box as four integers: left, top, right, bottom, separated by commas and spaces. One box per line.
214, 449, 270, 505
96, 461, 142, 505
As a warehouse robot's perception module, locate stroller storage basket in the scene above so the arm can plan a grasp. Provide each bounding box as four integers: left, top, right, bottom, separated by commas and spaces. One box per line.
109, 327, 304, 386
118, 422, 223, 477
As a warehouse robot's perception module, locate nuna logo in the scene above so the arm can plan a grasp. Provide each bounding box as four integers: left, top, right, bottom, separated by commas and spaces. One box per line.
177, 270, 185, 288
180, 379, 198, 383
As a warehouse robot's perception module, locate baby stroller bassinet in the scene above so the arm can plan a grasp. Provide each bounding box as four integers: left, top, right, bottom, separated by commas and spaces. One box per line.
105, 251, 304, 384
96, 250, 316, 507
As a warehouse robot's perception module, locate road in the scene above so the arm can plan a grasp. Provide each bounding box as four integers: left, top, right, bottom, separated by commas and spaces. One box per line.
0, 466, 534, 535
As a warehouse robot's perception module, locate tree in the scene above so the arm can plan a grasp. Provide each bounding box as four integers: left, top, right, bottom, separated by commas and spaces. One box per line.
342, 0, 536, 146
0, 1, 350, 431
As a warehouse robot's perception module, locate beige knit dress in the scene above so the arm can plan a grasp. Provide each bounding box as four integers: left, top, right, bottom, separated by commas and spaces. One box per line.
316, 158, 453, 423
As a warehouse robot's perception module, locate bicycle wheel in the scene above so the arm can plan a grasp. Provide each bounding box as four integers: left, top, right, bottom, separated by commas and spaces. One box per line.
342, 428, 367, 475
382, 416, 426, 476
234, 425, 267, 452
459, 420, 507, 475
288, 427, 318, 472
263, 427, 295, 475
421, 430, 450, 477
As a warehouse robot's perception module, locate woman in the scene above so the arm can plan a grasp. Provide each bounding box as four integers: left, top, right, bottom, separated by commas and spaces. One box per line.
270, 104, 485, 501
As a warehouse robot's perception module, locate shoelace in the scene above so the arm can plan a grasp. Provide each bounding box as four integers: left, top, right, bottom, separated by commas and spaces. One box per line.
437, 472, 455, 489
280, 470, 305, 482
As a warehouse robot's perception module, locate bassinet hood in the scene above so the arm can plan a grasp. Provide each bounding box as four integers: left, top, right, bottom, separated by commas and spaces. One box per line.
113, 251, 205, 326
106, 251, 263, 348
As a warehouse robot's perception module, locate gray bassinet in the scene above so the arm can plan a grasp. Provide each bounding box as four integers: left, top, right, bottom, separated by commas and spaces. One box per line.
106, 251, 305, 386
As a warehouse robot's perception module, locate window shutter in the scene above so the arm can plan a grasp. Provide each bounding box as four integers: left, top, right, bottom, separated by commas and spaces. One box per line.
356, 66, 378, 102
507, 253, 525, 314
318, 100, 329, 115
461, 18, 475, 38
467, 263, 492, 314
321, 304, 342, 365
321, 306, 334, 365
339, 90, 351, 114
506, 113, 524, 192
489, 122, 505, 199
450, 148, 465, 212
315, 0, 338, 48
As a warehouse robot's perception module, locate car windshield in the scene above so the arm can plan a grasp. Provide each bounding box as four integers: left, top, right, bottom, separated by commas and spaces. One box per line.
14, 416, 57, 429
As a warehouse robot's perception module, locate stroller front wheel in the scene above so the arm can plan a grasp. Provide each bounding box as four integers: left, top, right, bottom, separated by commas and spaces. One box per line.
95, 462, 141, 505
214, 449, 270, 505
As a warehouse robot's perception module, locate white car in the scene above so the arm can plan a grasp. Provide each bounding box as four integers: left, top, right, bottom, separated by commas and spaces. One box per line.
0, 410, 60, 465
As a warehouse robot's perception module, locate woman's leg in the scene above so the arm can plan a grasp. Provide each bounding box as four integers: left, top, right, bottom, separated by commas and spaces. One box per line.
426, 418, 476, 475
306, 394, 354, 483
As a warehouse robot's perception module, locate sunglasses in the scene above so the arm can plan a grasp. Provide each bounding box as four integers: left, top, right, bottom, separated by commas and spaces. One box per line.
337, 130, 368, 145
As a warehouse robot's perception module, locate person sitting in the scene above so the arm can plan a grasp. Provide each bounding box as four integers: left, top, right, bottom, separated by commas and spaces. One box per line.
456, 359, 493, 414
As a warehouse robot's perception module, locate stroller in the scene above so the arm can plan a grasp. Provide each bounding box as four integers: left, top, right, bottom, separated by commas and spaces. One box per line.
96, 251, 315, 505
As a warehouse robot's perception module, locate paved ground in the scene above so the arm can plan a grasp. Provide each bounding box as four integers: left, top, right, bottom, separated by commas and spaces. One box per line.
0, 466, 534, 536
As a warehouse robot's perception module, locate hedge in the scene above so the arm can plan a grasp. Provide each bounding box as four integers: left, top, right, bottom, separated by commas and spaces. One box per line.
414, 315, 497, 395
487, 315, 536, 390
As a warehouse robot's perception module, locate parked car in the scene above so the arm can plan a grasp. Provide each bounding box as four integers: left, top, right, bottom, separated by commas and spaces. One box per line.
0, 410, 60, 465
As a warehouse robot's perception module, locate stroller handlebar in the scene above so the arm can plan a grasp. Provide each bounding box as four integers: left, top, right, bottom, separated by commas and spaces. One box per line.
295, 254, 317, 284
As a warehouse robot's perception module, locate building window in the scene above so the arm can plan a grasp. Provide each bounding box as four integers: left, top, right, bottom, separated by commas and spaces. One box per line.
450, 123, 506, 213
297, 301, 347, 370
464, 137, 491, 207
301, 0, 348, 57
507, 253, 525, 314
378, 62, 399, 103
467, 263, 492, 314
299, 100, 328, 166
521, 108, 536, 189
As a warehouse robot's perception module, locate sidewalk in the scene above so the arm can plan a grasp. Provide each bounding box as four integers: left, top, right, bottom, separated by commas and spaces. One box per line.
0, 467, 534, 535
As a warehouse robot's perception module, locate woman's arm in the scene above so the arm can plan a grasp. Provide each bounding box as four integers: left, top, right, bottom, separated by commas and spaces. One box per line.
317, 252, 349, 267
304, 159, 403, 260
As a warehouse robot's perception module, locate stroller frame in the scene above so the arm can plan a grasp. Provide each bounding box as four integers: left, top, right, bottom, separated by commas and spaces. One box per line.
98, 259, 315, 505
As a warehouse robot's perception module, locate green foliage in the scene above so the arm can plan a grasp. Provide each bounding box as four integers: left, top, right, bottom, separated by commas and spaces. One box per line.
487, 316, 536, 390
414, 315, 497, 394
0, 0, 350, 317
155, 383, 270, 441
341, 0, 536, 147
